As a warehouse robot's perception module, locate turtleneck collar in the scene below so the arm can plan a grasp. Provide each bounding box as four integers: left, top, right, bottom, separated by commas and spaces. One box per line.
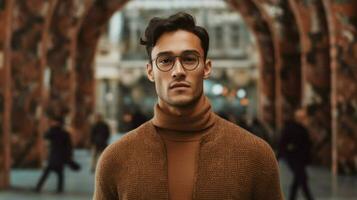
152, 95, 215, 132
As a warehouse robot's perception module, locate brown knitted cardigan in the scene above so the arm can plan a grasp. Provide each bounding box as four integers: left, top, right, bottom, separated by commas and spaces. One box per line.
93, 114, 284, 199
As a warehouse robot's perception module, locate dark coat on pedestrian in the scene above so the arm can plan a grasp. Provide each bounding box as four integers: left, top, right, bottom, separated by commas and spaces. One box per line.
36, 124, 73, 193
90, 121, 110, 150
278, 120, 314, 200
45, 125, 72, 168
278, 120, 312, 167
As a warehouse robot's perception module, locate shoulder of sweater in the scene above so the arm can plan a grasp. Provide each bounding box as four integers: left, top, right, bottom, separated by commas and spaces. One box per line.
215, 116, 275, 157
95, 121, 153, 180
104, 120, 152, 150
215, 118, 279, 176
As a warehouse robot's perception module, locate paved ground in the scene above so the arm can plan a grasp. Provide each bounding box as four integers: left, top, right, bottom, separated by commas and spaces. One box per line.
0, 133, 356, 200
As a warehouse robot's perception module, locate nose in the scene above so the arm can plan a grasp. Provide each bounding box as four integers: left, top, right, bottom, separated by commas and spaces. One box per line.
171, 57, 186, 79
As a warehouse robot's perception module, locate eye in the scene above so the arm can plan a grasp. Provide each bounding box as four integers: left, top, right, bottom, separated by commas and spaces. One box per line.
160, 58, 171, 64
157, 55, 174, 65
182, 54, 198, 64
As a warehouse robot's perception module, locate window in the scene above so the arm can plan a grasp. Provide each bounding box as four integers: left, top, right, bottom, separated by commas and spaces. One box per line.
231, 24, 240, 48
215, 26, 223, 49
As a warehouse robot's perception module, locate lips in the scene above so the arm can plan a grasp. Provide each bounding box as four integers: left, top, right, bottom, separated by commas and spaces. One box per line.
170, 82, 190, 89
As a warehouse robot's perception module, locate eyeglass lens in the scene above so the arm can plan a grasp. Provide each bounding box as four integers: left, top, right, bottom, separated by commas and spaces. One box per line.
156, 53, 199, 71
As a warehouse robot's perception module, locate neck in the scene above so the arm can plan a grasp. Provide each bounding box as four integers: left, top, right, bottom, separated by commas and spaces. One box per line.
152, 95, 215, 132
157, 95, 201, 117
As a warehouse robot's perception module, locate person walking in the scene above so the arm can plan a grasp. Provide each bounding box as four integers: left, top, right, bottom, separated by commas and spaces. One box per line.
279, 109, 314, 200
90, 113, 110, 172
35, 116, 72, 193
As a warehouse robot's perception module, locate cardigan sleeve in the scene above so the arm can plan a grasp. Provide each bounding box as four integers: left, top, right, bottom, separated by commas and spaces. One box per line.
93, 147, 119, 200
253, 141, 285, 200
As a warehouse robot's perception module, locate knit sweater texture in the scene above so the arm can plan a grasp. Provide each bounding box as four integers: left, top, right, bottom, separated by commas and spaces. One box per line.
94, 104, 284, 199
153, 96, 216, 200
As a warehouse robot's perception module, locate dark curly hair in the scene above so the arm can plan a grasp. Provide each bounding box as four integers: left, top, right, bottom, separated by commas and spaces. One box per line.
140, 12, 209, 62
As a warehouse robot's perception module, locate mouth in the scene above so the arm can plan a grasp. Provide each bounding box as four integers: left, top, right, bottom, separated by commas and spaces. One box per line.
170, 82, 190, 89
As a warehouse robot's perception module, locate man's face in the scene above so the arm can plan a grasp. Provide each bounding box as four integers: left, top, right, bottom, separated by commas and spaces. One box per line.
146, 30, 211, 107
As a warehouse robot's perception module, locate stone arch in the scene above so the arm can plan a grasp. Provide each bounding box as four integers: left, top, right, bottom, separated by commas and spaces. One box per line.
75, 0, 281, 142
230, 0, 302, 140
228, 0, 276, 132
289, 0, 331, 165
253, 1, 301, 129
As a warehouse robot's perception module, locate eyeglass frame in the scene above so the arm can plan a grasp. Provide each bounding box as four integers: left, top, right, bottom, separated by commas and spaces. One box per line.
151, 51, 203, 72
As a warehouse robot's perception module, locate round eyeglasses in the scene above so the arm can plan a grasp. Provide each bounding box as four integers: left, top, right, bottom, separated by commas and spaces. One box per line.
153, 52, 201, 72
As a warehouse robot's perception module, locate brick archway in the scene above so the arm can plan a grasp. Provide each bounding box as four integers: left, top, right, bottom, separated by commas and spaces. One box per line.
74, 0, 281, 144
229, 0, 277, 130
74, 0, 303, 140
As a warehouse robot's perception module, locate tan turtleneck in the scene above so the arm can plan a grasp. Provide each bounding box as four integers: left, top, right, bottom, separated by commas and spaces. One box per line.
152, 95, 215, 200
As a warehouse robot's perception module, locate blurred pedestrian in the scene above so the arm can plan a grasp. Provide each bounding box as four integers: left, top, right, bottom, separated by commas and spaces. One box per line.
248, 117, 271, 145
131, 108, 148, 130
278, 109, 314, 200
35, 116, 72, 193
90, 113, 110, 172
236, 116, 249, 130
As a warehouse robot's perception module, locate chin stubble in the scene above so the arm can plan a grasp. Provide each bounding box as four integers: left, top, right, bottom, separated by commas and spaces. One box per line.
168, 90, 203, 108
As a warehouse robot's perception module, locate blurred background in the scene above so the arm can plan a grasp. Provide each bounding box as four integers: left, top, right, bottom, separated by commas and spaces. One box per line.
0, 0, 356, 199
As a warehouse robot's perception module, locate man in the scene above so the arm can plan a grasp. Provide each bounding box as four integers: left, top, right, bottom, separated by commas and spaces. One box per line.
94, 12, 283, 199
36, 116, 72, 193
90, 113, 111, 172
278, 109, 314, 200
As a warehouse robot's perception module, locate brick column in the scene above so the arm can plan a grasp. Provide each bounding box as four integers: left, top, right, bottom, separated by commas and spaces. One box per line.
0, 0, 13, 189
46, 0, 92, 146
324, 0, 357, 176
255, 0, 302, 129
75, 0, 129, 147
9, 0, 56, 168
289, 0, 332, 165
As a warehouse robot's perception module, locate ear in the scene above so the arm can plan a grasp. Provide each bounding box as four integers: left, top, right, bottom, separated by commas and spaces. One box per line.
203, 59, 212, 79
146, 63, 155, 82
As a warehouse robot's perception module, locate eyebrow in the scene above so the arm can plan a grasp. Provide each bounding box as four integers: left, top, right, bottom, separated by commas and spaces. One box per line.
156, 50, 200, 57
